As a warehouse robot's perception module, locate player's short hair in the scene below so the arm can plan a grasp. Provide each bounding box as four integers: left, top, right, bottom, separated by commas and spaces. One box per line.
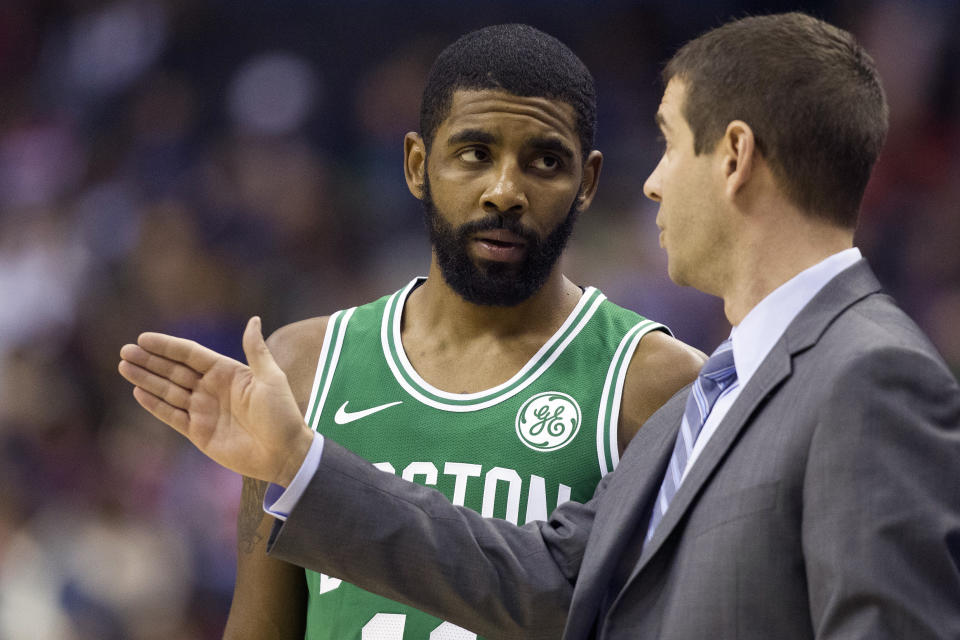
420, 24, 596, 161
664, 12, 888, 228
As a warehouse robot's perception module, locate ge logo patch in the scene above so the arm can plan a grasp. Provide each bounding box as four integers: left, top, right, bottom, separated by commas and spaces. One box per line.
515, 391, 582, 452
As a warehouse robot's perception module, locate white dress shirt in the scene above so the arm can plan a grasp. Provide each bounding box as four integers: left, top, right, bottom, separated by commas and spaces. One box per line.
267, 248, 864, 518
683, 247, 862, 480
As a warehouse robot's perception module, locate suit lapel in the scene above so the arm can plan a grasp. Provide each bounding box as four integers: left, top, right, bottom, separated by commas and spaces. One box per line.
563, 390, 687, 637
625, 260, 884, 582
634, 341, 792, 567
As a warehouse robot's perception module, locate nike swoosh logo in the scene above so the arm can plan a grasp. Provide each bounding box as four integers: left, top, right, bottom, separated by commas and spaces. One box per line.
334, 400, 403, 425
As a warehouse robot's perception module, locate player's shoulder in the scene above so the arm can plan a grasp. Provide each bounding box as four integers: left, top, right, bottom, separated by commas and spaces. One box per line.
267, 317, 329, 367
617, 331, 706, 448
628, 330, 705, 383
266, 316, 331, 403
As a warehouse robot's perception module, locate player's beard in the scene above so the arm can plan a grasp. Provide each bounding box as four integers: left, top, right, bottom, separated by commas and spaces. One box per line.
421, 175, 580, 307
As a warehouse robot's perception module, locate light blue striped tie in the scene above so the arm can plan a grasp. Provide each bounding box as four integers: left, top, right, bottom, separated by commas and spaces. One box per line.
645, 338, 737, 542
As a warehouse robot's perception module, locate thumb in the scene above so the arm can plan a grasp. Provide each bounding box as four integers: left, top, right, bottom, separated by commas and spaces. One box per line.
242, 316, 280, 378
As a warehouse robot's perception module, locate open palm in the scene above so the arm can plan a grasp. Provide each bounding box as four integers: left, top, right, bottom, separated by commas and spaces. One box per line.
118, 317, 313, 485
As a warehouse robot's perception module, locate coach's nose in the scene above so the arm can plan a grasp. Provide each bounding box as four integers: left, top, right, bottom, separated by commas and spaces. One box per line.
643, 156, 664, 203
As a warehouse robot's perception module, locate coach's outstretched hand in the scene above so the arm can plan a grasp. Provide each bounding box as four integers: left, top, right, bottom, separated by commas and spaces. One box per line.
118, 316, 313, 487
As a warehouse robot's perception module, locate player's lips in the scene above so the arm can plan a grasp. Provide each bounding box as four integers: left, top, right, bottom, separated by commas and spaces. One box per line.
472, 229, 528, 262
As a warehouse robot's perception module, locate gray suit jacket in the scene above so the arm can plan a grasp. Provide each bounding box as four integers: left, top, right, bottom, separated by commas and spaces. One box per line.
269, 260, 960, 639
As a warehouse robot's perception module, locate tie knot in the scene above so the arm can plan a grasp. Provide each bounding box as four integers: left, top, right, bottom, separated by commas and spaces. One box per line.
701, 338, 737, 387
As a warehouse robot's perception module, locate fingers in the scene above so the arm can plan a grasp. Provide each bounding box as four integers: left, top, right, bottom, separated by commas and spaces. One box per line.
136, 332, 224, 374
119, 344, 202, 389
242, 316, 282, 380
131, 386, 190, 434
118, 359, 195, 410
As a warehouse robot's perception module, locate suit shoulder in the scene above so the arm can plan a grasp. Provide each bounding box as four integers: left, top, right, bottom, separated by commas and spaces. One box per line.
833, 293, 948, 366
796, 292, 957, 404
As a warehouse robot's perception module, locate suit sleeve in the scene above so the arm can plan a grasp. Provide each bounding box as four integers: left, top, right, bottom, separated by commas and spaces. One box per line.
266, 437, 606, 640
803, 347, 960, 639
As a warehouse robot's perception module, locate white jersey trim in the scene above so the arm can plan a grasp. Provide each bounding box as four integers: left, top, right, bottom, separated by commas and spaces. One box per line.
304, 307, 356, 430
382, 277, 607, 412
596, 319, 668, 476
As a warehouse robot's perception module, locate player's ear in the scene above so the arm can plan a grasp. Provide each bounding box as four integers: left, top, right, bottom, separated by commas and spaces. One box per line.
576, 150, 603, 211
404, 132, 427, 200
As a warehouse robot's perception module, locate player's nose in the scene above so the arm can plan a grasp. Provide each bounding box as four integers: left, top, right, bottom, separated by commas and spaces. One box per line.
481, 161, 528, 215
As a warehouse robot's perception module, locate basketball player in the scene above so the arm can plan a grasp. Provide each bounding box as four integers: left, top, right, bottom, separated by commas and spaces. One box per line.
222, 24, 703, 639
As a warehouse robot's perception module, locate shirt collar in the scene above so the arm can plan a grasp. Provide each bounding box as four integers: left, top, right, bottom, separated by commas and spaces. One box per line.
730, 247, 862, 387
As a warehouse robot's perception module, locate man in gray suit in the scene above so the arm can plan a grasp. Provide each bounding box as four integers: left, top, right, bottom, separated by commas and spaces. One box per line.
120, 12, 960, 639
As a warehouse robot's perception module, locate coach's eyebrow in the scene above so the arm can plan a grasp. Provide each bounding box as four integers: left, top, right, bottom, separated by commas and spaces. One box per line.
446, 129, 497, 146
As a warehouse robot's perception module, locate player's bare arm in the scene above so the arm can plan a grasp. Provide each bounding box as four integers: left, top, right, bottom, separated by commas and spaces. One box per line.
222, 318, 328, 639
617, 331, 705, 453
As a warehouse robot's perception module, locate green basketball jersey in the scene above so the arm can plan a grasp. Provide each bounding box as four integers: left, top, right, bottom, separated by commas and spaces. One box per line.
302, 278, 668, 640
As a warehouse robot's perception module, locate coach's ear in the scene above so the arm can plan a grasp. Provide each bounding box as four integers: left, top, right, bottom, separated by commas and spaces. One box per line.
577, 150, 603, 211
404, 132, 427, 200
720, 120, 755, 200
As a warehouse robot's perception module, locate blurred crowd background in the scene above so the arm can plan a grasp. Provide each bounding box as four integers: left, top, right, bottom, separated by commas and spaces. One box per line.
0, 0, 957, 637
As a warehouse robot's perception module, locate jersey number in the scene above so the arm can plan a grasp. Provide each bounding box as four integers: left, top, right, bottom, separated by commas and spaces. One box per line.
361, 613, 476, 639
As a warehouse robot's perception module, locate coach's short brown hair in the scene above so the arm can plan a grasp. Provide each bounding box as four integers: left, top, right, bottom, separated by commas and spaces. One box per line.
665, 12, 888, 228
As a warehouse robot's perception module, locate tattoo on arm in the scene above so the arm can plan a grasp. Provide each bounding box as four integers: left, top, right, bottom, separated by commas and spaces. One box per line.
238, 476, 268, 554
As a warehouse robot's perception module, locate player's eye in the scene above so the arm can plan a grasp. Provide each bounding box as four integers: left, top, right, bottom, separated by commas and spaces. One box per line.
458, 147, 489, 163
531, 155, 562, 171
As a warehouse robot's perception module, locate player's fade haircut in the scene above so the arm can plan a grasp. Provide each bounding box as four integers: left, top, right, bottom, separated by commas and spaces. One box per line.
664, 12, 889, 228
420, 23, 596, 161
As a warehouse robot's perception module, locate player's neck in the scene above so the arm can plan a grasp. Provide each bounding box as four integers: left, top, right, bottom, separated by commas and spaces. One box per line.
399, 266, 582, 393
409, 264, 582, 341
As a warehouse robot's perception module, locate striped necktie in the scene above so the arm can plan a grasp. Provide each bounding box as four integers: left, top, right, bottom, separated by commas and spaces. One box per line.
645, 338, 737, 542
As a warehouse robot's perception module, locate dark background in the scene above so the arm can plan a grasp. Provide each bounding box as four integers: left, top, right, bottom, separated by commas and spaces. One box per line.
1, 1, 957, 637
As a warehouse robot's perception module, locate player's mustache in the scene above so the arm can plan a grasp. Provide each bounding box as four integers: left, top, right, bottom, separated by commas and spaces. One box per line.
456, 215, 541, 245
